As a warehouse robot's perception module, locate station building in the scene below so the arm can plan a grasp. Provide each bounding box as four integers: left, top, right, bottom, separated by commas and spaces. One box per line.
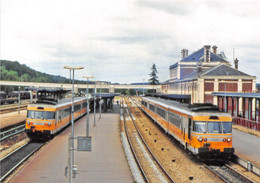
161, 45, 259, 122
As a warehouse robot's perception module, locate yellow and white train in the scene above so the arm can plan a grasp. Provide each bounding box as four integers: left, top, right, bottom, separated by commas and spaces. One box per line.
26, 97, 87, 140
141, 97, 234, 160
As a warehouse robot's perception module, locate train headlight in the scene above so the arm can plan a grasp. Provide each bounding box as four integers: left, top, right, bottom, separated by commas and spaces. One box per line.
227, 138, 231, 142
48, 122, 51, 126
198, 137, 203, 142
204, 138, 207, 142
27, 121, 30, 125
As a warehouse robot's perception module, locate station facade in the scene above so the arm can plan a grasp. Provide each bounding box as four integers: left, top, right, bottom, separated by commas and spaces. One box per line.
162, 45, 256, 105
162, 45, 260, 129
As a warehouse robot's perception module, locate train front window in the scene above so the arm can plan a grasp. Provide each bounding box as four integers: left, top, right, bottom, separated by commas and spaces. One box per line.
208, 122, 221, 133
27, 110, 34, 119
223, 122, 232, 133
193, 122, 206, 133
46, 112, 55, 119
35, 111, 45, 119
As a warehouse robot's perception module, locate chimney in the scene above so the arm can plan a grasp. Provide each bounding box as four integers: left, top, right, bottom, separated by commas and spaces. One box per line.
204, 45, 211, 62
234, 58, 239, 70
181, 49, 186, 59
185, 49, 188, 57
212, 45, 217, 54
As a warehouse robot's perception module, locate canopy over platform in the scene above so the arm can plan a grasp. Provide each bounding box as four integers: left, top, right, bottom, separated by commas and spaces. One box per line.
145, 93, 191, 103
37, 89, 69, 104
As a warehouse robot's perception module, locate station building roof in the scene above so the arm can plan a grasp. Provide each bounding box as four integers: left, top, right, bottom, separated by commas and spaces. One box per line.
170, 47, 229, 69
180, 48, 228, 62
164, 64, 254, 84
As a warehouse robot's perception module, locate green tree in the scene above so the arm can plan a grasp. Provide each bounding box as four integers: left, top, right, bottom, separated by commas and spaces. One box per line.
21, 73, 30, 82
148, 63, 159, 85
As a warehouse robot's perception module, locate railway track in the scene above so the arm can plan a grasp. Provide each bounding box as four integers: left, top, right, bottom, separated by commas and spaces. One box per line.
123, 97, 175, 183
206, 164, 255, 183
0, 142, 45, 182
0, 124, 25, 142
0, 105, 27, 114
129, 96, 259, 182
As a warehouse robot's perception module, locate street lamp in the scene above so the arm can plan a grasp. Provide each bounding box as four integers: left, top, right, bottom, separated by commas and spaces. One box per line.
82, 76, 94, 137
143, 79, 145, 96
94, 80, 97, 127
98, 82, 105, 119
64, 65, 84, 183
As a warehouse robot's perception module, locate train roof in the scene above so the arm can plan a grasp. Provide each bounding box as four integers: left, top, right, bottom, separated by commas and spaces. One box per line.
142, 97, 231, 117
28, 97, 86, 109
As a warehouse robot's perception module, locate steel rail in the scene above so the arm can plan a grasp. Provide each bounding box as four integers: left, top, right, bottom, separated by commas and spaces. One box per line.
125, 97, 175, 183
205, 164, 255, 183
122, 100, 149, 183
0, 124, 25, 141
0, 105, 27, 114
0, 142, 45, 182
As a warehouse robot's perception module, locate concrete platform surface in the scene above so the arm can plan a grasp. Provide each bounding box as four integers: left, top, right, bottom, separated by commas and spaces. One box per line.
233, 129, 260, 166
9, 105, 133, 183
0, 110, 26, 129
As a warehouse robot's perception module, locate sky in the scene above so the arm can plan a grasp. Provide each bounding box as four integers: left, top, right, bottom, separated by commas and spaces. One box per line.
1, 0, 260, 84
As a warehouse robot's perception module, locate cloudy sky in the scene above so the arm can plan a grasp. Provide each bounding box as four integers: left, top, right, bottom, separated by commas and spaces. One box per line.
1, 0, 260, 83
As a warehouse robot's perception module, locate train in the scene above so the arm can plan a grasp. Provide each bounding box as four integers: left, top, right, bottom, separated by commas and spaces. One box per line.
141, 97, 234, 160
0, 91, 32, 105
25, 97, 87, 140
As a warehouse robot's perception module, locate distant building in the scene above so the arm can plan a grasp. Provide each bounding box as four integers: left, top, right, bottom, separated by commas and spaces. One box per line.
162, 45, 256, 105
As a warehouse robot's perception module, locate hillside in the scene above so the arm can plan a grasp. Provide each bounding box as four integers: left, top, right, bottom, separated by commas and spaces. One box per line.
0, 60, 70, 83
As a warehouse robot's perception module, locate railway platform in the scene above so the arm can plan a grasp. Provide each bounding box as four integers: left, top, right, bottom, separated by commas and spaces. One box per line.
8, 104, 134, 183
0, 110, 26, 130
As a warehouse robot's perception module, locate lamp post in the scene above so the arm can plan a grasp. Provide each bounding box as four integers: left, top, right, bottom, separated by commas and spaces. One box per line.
143, 79, 145, 96
82, 76, 94, 137
98, 82, 105, 119
64, 66, 84, 183
94, 80, 97, 127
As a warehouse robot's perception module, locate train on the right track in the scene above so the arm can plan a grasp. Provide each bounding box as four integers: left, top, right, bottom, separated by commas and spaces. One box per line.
141, 96, 234, 160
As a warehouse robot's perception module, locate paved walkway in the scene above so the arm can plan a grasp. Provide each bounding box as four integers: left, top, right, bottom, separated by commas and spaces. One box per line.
0, 110, 26, 129
233, 129, 260, 166
9, 105, 133, 183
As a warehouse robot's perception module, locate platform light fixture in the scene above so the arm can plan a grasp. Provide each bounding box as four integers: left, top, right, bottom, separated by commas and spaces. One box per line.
98, 82, 106, 119
83, 76, 94, 137
64, 65, 84, 183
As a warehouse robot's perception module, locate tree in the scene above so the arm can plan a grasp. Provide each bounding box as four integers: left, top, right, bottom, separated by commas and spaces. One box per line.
148, 63, 159, 85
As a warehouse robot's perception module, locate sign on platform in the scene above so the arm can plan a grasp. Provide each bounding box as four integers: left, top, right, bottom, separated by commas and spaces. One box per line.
77, 136, 92, 151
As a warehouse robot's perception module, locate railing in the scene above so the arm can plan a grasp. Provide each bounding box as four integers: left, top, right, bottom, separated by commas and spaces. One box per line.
233, 117, 260, 131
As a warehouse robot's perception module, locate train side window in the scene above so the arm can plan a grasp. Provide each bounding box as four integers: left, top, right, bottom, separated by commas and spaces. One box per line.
193, 121, 206, 133
149, 104, 155, 112
208, 122, 221, 133
222, 122, 232, 133
157, 107, 166, 119
75, 104, 81, 112
35, 111, 45, 119
169, 112, 181, 128
27, 110, 34, 119
83, 102, 87, 108
46, 112, 55, 119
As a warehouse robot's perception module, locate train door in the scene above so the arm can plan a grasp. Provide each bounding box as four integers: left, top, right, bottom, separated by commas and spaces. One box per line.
188, 117, 192, 140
